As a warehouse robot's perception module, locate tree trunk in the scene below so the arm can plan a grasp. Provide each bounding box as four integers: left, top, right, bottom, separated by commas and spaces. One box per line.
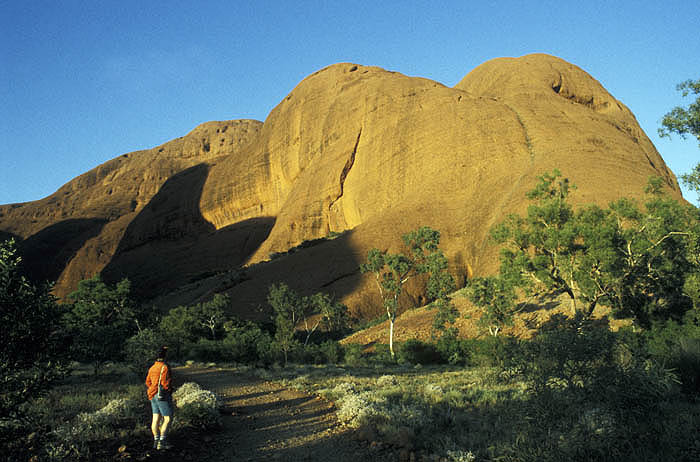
389, 318, 395, 358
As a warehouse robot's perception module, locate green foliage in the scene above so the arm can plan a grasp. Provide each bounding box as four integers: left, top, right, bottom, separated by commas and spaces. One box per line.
492, 170, 598, 315
123, 328, 165, 374
63, 275, 139, 372
435, 328, 471, 365
0, 239, 70, 458
492, 170, 700, 328
658, 78, 700, 205
223, 320, 276, 364
361, 226, 456, 358
342, 343, 366, 366
644, 314, 700, 396
681, 162, 700, 205
309, 292, 351, 337
159, 293, 230, 356
515, 313, 618, 393
184, 321, 277, 365
296, 340, 345, 364
659, 78, 700, 146
370, 343, 395, 364
608, 190, 699, 327
267, 283, 350, 365
467, 276, 517, 336
512, 313, 681, 418
397, 339, 442, 365
268, 283, 302, 365
430, 297, 460, 335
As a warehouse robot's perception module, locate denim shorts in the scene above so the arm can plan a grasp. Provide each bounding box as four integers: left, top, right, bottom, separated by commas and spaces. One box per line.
150, 397, 173, 416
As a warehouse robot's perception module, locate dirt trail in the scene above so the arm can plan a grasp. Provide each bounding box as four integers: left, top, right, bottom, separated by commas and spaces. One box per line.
175, 366, 395, 462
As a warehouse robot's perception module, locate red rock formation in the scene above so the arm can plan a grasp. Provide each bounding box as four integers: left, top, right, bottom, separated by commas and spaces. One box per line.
0, 54, 681, 317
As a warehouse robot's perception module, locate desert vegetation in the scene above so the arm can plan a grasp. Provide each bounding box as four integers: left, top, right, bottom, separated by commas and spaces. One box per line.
3, 163, 700, 460
2, 78, 700, 458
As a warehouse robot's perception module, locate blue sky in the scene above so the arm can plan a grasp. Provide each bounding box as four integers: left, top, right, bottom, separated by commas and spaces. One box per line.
1, 0, 699, 204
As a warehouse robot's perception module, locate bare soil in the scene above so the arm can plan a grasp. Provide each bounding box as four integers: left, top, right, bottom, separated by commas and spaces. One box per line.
149, 366, 400, 462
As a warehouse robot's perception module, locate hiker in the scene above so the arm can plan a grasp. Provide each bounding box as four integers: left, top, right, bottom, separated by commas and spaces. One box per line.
145, 346, 174, 450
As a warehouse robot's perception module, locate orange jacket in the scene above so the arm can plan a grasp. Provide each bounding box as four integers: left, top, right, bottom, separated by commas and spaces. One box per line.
145, 361, 172, 400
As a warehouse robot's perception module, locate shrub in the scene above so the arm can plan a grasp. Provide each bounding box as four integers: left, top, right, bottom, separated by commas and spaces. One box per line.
675, 337, 700, 395
186, 338, 230, 363
173, 382, 222, 430
298, 340, 344, 364
335, 391, 378, 428
515, 313, 618, 393
371, 344, 394, 364
124, 328, 165, 374
224, 322, 273, 364
397, 339, 442, 365
645, 318, 700, 396
446, 450, 476, 462
336, 387, 429, 444
51, 395, 144, 459
435, 329, 471, 365
342, 343, 366, 366
318, 340, 344, 364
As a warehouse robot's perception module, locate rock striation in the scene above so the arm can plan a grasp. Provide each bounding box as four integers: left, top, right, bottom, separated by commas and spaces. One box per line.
0, 54, 682, 317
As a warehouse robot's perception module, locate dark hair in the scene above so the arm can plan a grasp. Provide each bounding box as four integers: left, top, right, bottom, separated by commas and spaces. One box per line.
156, 346, 168, 361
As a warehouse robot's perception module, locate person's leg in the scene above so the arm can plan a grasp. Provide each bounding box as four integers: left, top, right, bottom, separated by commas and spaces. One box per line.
151, 413, 161, 447
160, 415, 171, 438
156, 399, 173, 449
150, 398, 163, 448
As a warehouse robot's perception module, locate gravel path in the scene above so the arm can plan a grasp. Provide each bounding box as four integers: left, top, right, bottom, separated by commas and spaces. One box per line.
175, 366, 398, 462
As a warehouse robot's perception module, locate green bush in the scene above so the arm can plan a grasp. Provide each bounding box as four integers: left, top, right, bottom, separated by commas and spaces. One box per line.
181, 324, 278, 365
675, 337, 700, 395
297, 341, 344, 364
318, 340, 344, 364
514, 313, 618, 393
371, 344, 394, 364
502, 312, 691, 460
434, 331, 518, 368
342, 343, 366, 366
224, 322, 275, 364
397, 339, 442, 365
186, 338, 230, 362
124, 328, 165, 374
435, 329, 471, 365
645, 318, 700, 396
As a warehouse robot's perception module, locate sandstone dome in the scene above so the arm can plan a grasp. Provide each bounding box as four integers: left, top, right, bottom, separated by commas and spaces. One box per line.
0, 54, 681, 317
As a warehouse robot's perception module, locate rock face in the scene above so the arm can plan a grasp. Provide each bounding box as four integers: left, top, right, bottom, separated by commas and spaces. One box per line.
0, 54, 682, 317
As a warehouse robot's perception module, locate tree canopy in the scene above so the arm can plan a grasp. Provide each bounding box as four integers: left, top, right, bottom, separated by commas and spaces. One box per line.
0, 239, 69, 419
63, 275, 139, 372
659, 77, 700, 204
659, 78, 700, 147
361, 226, 456, 358
491, 171, 699, 329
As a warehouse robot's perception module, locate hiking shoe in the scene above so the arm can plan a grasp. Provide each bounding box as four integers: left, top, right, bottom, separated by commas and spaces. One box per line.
152, 439, 159, 449
157, 440, 172, 450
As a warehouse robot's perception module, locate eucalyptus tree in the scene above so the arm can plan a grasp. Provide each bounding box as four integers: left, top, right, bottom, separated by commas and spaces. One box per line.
491, 170, 699, 327
361, 226, 456, 358
659, 77, 700, 204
